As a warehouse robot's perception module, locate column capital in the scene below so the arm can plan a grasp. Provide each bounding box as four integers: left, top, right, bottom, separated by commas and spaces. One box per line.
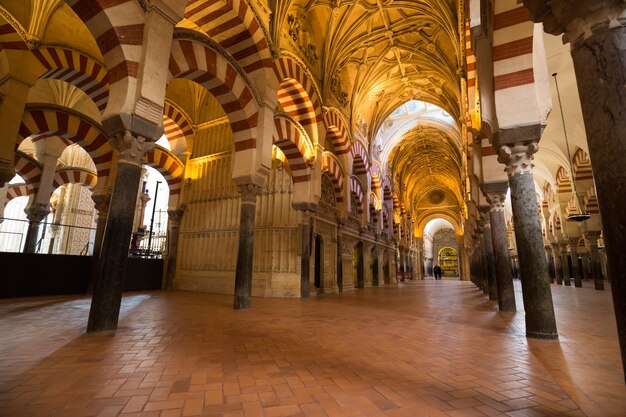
167, 204, 187, 227
25, 202, 49, 223
111, 131, 155, 167
237, 183, 261, 203
485, 192, 506, 212
91, 192, 111, 216
525, 1, 626, 47
498, 142, 539, 177
584, 230, 602, 246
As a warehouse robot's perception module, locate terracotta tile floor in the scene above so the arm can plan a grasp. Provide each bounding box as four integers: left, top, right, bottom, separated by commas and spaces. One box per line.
1, 279, 624, 417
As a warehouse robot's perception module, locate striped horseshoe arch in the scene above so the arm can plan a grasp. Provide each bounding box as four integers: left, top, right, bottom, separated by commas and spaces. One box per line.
276, 56, 321, 128
52, 167, 98, 190
584, 187, 600, 215
17, 105, 113, 178
322, 151, 344, 203
14, 151, 42, 193
556, 166, 572, 194
144, 145, 185, 197
273, 115, 312, 183
350, 140, 369, 175
5, 183, 32, 207
163, 100, 194, 154
392, 192, 400, 213
169, 38, 259, 152
184, 0, 272, 73
370, 162, 382, 193
349, 175, 364, 215
572, 149, 593, 182
31, 47, 109, 112
323, 108, 351, 155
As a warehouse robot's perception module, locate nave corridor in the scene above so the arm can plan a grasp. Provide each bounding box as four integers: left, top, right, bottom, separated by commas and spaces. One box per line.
1, 281, 624, 417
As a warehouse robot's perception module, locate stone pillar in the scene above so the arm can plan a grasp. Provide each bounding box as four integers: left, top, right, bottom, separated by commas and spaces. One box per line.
545, 245, 556, 284
480, 209, 498, 301
23, 203, 49, 253
551, 243, 563, 285
560, 243, 571, 286
87, 192, 111, 294
372, 244, 379, 285
299, 209, 313, 297
233, 183, 260, 309
568, 238, 583, 288
585, 231, 604, 291
484, 187, 516, 312
340, 238, 354, 291
499, 143, 557, 339
526, 0, 626, 379
164, 205, 185, 290
88, 133, 151, 331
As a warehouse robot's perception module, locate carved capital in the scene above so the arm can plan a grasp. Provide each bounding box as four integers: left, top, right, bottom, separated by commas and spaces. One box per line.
168, 204, 187, 227
485, 192, 506, 212
110, 131, 154, 167
24, 203, 49, 223
237, 183, 261, 203
91, 192, 111, 216
584, 230, 601, 247
498, 142, 538, 177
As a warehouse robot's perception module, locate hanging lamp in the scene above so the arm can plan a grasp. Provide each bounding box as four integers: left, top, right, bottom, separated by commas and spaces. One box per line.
552, 73, 590, 222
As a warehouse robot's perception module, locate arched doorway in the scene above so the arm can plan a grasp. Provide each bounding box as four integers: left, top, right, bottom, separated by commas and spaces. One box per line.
437, 247, 458, 277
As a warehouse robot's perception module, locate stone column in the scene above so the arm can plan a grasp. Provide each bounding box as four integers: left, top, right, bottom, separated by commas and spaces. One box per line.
585, 231, 604, 291
560, 243, 571, 286
545, 245, 556, 284
551, 243, 563, 285
87, 192, 111, 294
499, 143, 557, 339
568, 238, 583, 288
299, 209, 313, 298
526, 0, 626, 379
164, 205, 186, 290
480, 208, 498, 301
233, 183, 260, 309
340, 238, 354, 291
23, 203, 49, 253
372, 244, 380, 285
88, 133, 152, 331
336, 228, 343, 292
483, 187, 516, 312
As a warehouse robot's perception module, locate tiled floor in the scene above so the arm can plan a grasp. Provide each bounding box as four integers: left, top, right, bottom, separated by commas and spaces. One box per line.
0, 279, 624, 417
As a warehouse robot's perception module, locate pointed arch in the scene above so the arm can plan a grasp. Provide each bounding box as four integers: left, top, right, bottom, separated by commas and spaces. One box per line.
273, 114, 312, 183
144, 145, 185, 196
322, 151, 344, 203
349, 175, 364, 215
275, 56, 321, 128
323, 107, 350, 154
52, 167, 98, 190
17, 105, 114, 178
169, 37, 259, 151
350, 140, 369, 175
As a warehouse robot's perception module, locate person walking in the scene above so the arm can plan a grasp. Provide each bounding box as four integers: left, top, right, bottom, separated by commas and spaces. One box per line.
433, 265, 442, 280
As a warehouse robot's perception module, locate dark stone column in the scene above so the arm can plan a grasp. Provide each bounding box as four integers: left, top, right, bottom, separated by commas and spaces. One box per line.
164, 205, 186, 290
336, 231, 343, 292
478, 233, 489, 294
569, 238, 583, 288
357, 242, 365, 288
484, 187, 516, 312
545, 245, 556, 284
499, 143, 557, 339
233, 183, 260, 309
299, 209, 313, 298
480, 208, 498, 301
585, 231, 604, 291
88, 133, 149, 331
560, 243, 572, 286
23, 203, 49, 253
551, 243, 563, 285
372, 245, 379, 286
87, 193, 110, 293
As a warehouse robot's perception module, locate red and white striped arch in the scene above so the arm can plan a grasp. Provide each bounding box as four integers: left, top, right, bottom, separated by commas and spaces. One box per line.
322, 151, 344, 203
350, 140, 369, 175
17, 105, 114, 178
273, 115, 312, 183
369, 162, 382, 194
52, 167, 98, 190
65, 0, 144, 86
555, 167, 572, 194
4, 184, 33, 211
144, 145, 185, 197
184, 0, 272, 73
275, 57, 321, 128
465, 19, 477, 119
392, 192, 400, 213
584, 187, 600, 215
349, 175, 364, 215
163, 100, 194, 154
31, 47, 109, 112
572, 149, 593, 182
14, 151, 42, 193
169, 38, 259, 152
323, 108, 350, 155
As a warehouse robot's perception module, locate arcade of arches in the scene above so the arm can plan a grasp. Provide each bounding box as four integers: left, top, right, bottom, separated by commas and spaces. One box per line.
1, 0, 626, 413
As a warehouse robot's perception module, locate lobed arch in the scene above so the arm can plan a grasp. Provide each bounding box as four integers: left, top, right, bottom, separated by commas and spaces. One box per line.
275, 56, 322, 130
163, 99, 194, 156
144, 145, 185, 198
322, 151, 344, 203
31, 47, 109, 112
323, 107, 350, 155
168, 36, 260, 153
350, 140, 369, 175
183, 0, 273, 73
273, 114, 313, 184
17, 104, 113, 178
349, 175, 364, 215
52, 166, 98, 190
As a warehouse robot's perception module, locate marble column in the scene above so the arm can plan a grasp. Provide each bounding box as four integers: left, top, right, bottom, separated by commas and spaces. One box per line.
545, 245, 556, 284
23, 203, 49, 253
164, 205, 186, 290
300, 209, 313, 298
499, 143, 557, 339
551, 243, 563, 285
87, 192, 110, 294
585, 231, 604, 291
480, 208, 498, 301
568, 238, 583, 288
88, 133, 151, 331
560, 243, 571, 286
484, 188, 516, 312
372, 244, 380, 285
233, 183, 260, 309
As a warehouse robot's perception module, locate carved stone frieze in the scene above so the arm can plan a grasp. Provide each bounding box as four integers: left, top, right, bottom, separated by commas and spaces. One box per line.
286, 12, 319, 65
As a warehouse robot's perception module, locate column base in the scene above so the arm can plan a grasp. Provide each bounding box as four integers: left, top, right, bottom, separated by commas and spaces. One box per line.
526, 330, 559, 340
